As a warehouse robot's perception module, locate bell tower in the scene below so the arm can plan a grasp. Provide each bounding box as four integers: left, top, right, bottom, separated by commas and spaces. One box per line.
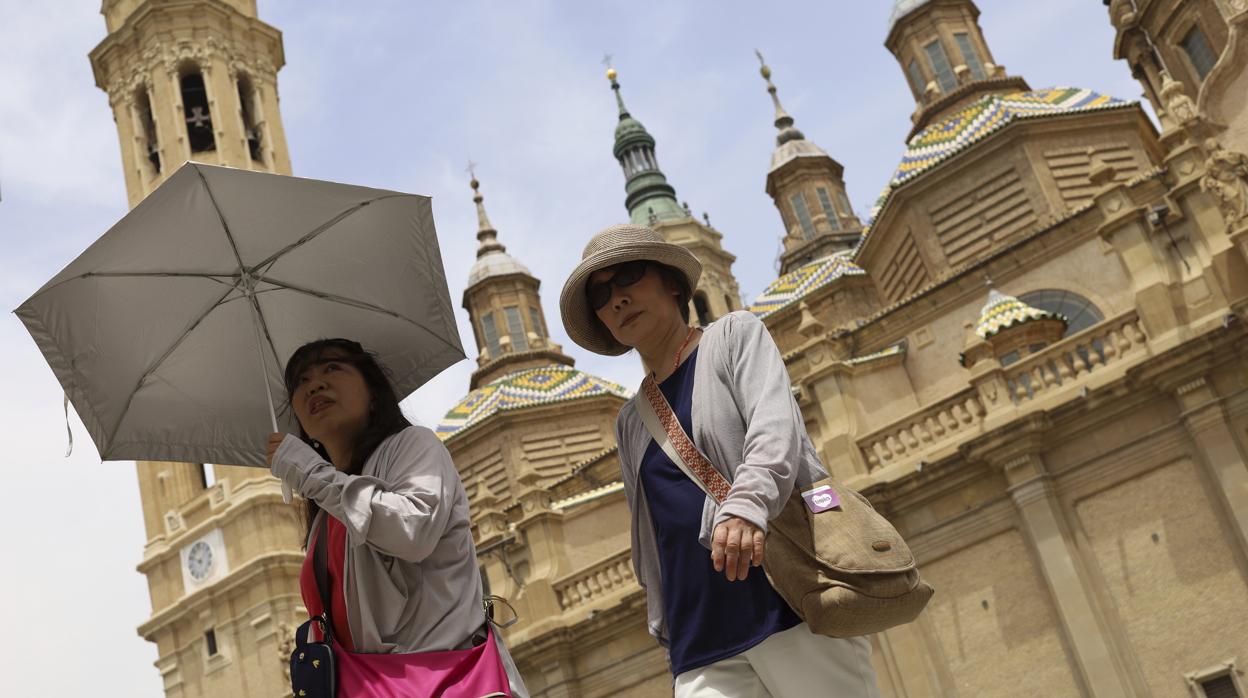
88, 2, 303, 696
605, 65, 744, 324
885, 0, 1030, 137
90, 0, 293, 207
755, 52, 863, 274
462, 170, 575, 388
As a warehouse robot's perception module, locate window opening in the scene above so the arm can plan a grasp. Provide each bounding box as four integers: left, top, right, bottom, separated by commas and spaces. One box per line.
481, 312, 501, 356
528, 306, 544, 338
136, 88, 161, 174
790, 193, 816, 239
205, 629, 218, 656
237, 76, 263, 162
1200, 674, 1239, 698
924, 41, 957, 93
907, 59, 927, 97
817, 187, 841, 230
180, 71, 216, 152
504, 306, 528, 351
954, 33, 986, 80
1181, 24, 1218, 81
693, 292, 713, 327
1018, 290, 1104, 337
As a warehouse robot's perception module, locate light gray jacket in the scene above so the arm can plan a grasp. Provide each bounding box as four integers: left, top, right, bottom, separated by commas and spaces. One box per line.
615, 310, 827, 647
272, 426, 528, 696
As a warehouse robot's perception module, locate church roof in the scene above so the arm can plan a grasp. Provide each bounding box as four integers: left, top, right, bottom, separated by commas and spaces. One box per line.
976, 289, 1064, 339
749, 253, 867, 319
887, 0, 933, 34
436, 365, 631, 441
467, 249, 531, 287
868, 88, 1132, 222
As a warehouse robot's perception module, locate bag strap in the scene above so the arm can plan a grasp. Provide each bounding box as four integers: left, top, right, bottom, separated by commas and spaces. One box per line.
635, 374, 731, 504
312, 513, 335, 643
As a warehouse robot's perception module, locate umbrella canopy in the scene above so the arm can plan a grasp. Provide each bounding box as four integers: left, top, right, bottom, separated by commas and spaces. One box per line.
16, 162, 465, 468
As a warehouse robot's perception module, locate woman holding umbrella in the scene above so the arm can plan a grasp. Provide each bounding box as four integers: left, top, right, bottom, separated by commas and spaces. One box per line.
267, 338, 528, 697
559, 225, 880, 697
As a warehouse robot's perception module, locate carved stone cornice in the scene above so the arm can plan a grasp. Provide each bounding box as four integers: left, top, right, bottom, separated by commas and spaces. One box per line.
958, 412, 1052, 471
1007, 473, 1055, 508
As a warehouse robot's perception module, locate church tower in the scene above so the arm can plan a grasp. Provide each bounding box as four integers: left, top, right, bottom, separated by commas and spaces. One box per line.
755, 53, 864, 274
605, 66, 743, 324
462, 172, 575, 389
88, 2, 303, 695
885, 0, 1030, 137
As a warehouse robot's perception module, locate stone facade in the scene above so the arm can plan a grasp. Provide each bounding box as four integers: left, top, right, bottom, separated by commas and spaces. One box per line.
454, 2, 1248, 697
92, 0, 1248, 696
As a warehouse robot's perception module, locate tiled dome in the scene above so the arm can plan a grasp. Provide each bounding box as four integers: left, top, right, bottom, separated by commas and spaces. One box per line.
976, 289, 1064, 339
749, 254, 867, 319
436, 365, 631, 441
868, 88, 1132, 222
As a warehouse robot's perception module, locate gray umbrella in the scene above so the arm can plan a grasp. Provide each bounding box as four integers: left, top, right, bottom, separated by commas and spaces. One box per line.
16, 161, 464, 474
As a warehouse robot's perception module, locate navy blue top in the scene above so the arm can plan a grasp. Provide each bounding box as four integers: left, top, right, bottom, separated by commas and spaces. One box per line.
640, 348, 801, 676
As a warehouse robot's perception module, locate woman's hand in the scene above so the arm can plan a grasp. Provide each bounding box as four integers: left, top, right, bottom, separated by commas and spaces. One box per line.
266, 432, 287, 468
711, 516, 765, 581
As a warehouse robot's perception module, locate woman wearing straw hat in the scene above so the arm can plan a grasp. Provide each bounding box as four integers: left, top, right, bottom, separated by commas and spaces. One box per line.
559, 224, 879, 697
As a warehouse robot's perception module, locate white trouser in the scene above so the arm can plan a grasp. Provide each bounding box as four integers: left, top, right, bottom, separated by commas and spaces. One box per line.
673, 622, 880, 698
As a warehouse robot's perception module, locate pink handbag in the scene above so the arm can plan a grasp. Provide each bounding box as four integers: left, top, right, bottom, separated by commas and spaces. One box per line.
332, 628, 510, 698
294, 515, 512, 697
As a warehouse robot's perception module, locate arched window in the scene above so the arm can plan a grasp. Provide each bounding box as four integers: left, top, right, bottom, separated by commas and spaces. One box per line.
693, 292, 713, 327
1019, 290, 1104, 337
135, 87, 161, 174
236, 75, 263, 163
180, 68, 216, 153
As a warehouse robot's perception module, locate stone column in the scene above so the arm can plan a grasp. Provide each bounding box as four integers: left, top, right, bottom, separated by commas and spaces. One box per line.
1175, 376, 1248, 557
1005, 455, 1134, 698
1095, 183, 1187, 347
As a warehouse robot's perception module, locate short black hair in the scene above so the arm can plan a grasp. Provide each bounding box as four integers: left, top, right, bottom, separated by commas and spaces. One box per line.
653, 262, 692, 324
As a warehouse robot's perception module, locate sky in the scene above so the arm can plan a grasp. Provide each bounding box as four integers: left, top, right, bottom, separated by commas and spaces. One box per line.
0, 1, 1147, 695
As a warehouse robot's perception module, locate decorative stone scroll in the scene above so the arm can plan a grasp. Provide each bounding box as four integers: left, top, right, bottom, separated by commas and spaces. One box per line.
1200, 139, 1248, 230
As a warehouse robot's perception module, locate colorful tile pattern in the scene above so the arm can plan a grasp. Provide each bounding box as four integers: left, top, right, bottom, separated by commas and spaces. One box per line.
976, 290, 1065, 339
868, 88, 1133, 222
436, 365, 631, 441
846, 343, 906, 365
749, 254, 866, 319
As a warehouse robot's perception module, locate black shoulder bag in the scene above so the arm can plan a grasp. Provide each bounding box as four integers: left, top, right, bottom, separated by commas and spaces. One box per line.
289, 516, 337, 697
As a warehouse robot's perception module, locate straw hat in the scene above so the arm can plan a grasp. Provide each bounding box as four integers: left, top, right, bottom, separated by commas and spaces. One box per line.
559, 223, 702, 355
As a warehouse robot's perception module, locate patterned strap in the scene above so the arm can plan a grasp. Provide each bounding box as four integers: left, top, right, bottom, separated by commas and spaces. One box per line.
638, 375, 732, 503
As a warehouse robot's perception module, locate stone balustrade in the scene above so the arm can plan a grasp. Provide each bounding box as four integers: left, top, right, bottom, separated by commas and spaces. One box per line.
856, 311, 1149, 473
1003, 310, 1147, 404
553, 549, 636, 612
860, 389, 988, 471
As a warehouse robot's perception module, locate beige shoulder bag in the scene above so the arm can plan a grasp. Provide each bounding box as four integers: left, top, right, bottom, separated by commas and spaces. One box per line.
635, 375, 934, 637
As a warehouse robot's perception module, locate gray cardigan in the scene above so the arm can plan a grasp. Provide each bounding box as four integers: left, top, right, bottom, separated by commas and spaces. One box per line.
615, 310, 828, 648
272, 426, 528, 696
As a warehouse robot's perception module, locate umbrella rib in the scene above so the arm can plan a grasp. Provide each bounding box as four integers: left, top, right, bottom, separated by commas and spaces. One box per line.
194, 165, 249, 275
260, 276, 462, 355
249, 194, 411, 273
104, 285, 239, 452
24, 272, 238, 300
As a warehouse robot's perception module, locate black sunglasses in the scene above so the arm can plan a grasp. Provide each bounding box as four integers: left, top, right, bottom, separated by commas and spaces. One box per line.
586, 261, 650, 310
